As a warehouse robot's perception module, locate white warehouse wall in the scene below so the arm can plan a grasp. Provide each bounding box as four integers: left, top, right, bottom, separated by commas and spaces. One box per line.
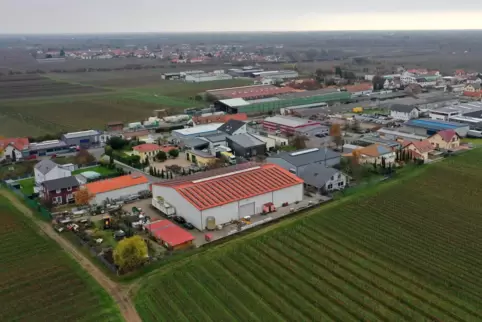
152, 185, 202, 229
92, 183, 150, 205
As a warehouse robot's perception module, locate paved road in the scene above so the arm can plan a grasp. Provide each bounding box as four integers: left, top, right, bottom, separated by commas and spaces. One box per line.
0, 189, 142, 322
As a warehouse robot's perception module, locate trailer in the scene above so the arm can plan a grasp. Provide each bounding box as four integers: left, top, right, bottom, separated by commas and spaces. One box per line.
152, 196, 176, 217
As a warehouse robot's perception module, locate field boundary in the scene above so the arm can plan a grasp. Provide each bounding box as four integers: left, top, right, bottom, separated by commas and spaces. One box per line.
0, 189, 141, 322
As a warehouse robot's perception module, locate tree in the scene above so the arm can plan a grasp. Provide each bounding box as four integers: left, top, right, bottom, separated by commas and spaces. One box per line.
292, 135, 308, 150
104, 145, 113, 157
113, 236, 148, 273
74, 149, 95, 165
107, 137, 128, 150
372, 75, 385, 91
160, 169, 165, 179
74, 188, 95, 205
335, 66, 343, 77
155, 151, 167, 162
168, 149, 179, 158
60, 49, 65, 57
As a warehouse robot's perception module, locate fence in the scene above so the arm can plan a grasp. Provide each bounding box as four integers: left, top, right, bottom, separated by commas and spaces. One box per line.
1, 182, 52, 221
75, 235, 118, 273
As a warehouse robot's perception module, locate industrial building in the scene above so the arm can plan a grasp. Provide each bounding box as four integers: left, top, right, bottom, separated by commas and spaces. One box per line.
171, 123, 223, 140
227, 67, 265, 77
267, 148, 341, 176
61, 130, 101, 148
161, 72, 181, 80
402, 119, 470, 137
28, 140, 70, 157
226, 133, 266, 158
377, 128, 429, 141
252, 70, 299, 80
263, 116, 328, 136
185, 72, 233, 83
152, 164, 304, 231
84, 174, 150, 205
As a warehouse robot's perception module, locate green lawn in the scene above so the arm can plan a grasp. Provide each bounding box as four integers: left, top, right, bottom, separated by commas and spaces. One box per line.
73, 165, 117, 176
17, 178, 34, 195
461, 137, 482, 145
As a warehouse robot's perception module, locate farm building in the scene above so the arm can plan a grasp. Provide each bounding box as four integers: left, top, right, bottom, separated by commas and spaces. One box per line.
84, 174, 149, 205
61, 130, 101, 148
402, 119, 470, 137
266, 147, 341, 176
263, 116, 328, 136
226, 133, 266, 158
28, 140, 70, 157
206, 85, 297, 100
172, 123, 223, 140
152, 163, 304, 231
144, 220, 194, 250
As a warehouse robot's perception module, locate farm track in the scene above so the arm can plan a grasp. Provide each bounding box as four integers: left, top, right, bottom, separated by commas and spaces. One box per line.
0, 190, 142, 322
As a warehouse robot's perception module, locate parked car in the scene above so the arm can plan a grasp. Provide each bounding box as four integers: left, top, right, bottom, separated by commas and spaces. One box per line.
173, 216, 186, 224
183, 222, 195, 230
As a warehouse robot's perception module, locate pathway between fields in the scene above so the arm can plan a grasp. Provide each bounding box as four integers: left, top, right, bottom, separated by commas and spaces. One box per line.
1, 190, 142, 322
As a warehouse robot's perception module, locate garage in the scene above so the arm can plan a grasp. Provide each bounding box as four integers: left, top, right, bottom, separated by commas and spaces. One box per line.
239, 202, 255, 217
152, 163, 304, 231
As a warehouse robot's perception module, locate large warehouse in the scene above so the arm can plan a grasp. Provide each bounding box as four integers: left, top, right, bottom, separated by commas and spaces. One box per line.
152, 163, 304, 231
84, 174, 149, 205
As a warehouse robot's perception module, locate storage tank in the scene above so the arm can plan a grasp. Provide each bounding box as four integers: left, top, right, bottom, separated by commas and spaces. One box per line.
206, 216, 216, 230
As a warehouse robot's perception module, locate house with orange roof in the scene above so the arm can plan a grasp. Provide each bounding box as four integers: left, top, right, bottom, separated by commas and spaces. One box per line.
428, 129, 460, 150
152, 163, 304, 230
0, 137, 29, 161
402, 139, 435, 161
348, 144, 396, 165
84, 174, 150, 205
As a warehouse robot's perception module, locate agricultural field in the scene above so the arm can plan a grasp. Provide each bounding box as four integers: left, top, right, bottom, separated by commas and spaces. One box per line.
0, 74, 109, 99
0, 194, 122, 321
134, 149, 482, 321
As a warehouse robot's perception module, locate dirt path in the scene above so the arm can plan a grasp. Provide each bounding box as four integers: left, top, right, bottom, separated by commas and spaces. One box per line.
1, 190, 142, 322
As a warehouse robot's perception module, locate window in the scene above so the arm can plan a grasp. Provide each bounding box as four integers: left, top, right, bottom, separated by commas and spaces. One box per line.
338, 181, 344, 187
289, 168, 296, 174
67, 194, 73, 200
56, 189, 61, 194
67, 187, 72, 192
53, 196, 62, 204
327, 184, 333, 190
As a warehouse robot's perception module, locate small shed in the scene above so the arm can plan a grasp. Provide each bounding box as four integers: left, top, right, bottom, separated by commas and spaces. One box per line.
144, 220, 194, 250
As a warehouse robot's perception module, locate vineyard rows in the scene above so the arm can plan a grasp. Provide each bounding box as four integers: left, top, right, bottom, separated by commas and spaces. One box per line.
0, 196, 122, 322
135, 149, 482, 321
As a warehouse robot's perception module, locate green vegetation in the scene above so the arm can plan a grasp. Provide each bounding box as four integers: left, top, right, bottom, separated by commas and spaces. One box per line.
72, 165, 118, 176
461, 137, 482, 145
134, 149, 482, 321
17, 177, 35, 195
0, 194, 122, 321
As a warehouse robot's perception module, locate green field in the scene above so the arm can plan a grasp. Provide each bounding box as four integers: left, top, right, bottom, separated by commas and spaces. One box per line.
134, 149, 482, 321
0, 194, 123, 321
0, 71, 251, 137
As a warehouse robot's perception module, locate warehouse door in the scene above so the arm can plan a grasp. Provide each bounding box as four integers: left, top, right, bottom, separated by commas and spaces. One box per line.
239, 202, 255, 218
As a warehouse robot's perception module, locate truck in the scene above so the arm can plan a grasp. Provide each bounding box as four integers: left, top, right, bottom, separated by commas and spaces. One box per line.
220, 151, 236, 165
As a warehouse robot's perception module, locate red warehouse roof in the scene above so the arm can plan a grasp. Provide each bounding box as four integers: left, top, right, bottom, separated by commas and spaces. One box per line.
85, 174, 148, 194
145, 220, 194, 247
155, 164, 303, 210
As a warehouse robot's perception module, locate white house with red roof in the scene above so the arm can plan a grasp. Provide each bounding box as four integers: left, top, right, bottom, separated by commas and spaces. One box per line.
152, 163, 304, 231
428, 130, 461, 150
0, 137, 29, 161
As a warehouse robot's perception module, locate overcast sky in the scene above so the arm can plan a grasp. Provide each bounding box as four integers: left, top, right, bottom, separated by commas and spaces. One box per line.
1, 0, 482, 33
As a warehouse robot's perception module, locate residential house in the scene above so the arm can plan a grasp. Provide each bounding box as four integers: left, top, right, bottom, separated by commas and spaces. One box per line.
390, 104, 420, 121
41, 176, 80, 205
266, 147, 341, 177
0, 137, 29, 161
401, 72, 417, 85
463, 83, 482, 98
217, 119, 247, 135
402, 139, 434, 161
34, 159, 74, 186
301, 164, 348, 194
226, 133, 266, 158
353, 144, 396, 165
428, 129, 460, 150
132, 144, 173, 162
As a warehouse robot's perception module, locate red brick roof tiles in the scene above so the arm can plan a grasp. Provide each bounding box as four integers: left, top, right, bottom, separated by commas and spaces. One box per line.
145, 220, 194, 247
156, 164, 303, 210
133, 143, 162, 153
434, 129, 458, 143
0, 137, 29, 150
403, 139, 434, 153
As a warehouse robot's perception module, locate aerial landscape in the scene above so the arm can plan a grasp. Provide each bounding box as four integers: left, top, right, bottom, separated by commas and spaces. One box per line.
2, 1, 482, 321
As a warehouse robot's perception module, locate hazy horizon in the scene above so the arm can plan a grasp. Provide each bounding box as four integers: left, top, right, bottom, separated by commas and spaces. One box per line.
1, 0, 482, 34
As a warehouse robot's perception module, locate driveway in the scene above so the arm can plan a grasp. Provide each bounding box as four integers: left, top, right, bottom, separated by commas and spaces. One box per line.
152, 152, 192, 171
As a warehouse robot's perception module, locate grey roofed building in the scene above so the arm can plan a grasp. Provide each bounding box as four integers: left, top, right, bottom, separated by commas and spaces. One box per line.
218, 119, 247, 135
201, 133, 229, 143
228, 133, 264, 148
389, 104, 419, 113
301, 164, 338, 188
271, 148, 340, 167
35, 159, 59, 175
42, 176, 79, 191
183, 137, 209, 149
62, 130, 100, 139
